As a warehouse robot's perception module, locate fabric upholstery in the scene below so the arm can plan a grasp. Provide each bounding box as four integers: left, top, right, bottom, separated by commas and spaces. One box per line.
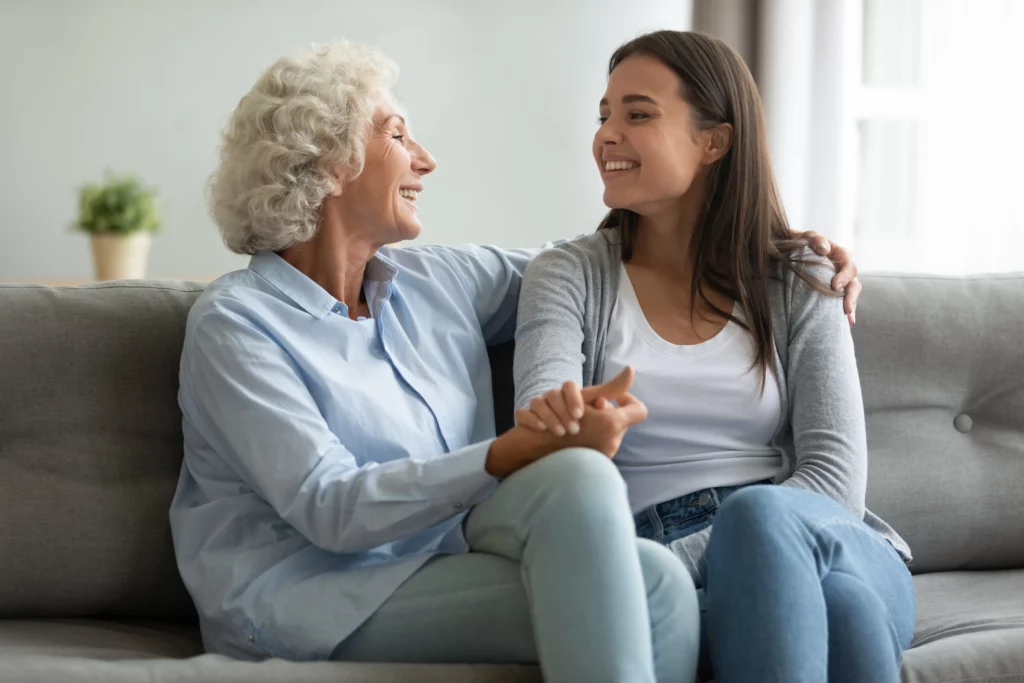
902, 570, 1024, 682
1, 272, 1023, 683
0, 282, 203, 619
0, 620, 537, 683
852, 274, 1024, 573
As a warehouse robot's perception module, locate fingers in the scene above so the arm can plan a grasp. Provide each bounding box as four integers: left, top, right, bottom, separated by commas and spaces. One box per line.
544, 387, 579, 435
514, 407, 548, 432
530, 395, 567, 437
843, 277, 862, 325
802, 230, 831, 257
581, 366, 635, 403
830, 246, 858, 291
562, 380, 585, 421
611, 392, 648, 427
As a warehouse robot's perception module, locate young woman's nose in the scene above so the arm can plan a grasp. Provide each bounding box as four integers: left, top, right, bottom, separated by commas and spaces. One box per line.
595, 121, 623, 146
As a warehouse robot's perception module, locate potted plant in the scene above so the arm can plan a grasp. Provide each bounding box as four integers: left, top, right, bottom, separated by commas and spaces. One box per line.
73, 172, 162, 281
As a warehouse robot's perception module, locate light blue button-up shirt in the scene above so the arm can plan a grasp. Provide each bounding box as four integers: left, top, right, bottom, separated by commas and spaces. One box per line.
170, 244, 534, 661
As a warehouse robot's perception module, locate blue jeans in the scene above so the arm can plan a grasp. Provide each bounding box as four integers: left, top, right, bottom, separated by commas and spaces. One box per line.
334, 448, 700, 683
636, 483, 915, 683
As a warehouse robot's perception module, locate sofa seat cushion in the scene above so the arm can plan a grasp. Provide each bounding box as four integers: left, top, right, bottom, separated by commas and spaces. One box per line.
0, 619, 203, 660
902, 570, 1024, 682
0, 619, 542, 683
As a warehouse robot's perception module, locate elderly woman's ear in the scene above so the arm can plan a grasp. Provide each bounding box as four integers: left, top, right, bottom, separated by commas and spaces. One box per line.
328, 169, 345, 197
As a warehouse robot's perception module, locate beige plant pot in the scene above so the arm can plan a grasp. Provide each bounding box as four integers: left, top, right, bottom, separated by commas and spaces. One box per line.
90, 233, 152, 281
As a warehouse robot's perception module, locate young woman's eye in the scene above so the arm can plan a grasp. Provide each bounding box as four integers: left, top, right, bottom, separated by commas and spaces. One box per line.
629, 112, 651, 121
597, 116, 608, 125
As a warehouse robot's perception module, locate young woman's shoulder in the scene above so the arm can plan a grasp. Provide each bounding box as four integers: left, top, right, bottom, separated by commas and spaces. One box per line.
773, 245, 846, 329
525, 230, 619, 280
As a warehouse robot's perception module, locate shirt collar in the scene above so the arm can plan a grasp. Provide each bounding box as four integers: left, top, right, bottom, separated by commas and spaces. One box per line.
249, 250, 400, 320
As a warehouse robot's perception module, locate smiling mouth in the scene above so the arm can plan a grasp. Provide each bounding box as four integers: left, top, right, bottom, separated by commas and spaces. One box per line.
399, 188, 419, 201
603, 160, 640, 174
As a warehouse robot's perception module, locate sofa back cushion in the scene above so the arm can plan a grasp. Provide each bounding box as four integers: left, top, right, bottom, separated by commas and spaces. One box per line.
0, 282, 202, 619
1, 272, 1021, 620
852, 273, 1024, 573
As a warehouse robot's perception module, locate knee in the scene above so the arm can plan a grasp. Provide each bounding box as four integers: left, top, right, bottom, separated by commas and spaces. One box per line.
513, 447, 631, 521
822, 572, 878, 618
708, 486, 802, 563
519, 447, 625, 496
636, 540, 701, 668
715, 485, 790, 534
636, 540, 698, 607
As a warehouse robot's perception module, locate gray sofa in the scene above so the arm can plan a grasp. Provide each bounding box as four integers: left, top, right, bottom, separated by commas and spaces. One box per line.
0, 273, 1022, 683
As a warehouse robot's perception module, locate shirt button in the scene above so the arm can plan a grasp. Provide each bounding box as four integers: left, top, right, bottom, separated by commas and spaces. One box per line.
698, 492, 711, 506
954, 413, 973, 434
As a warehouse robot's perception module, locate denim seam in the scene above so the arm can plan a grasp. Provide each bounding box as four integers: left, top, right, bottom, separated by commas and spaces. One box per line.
645, 506, 664, 538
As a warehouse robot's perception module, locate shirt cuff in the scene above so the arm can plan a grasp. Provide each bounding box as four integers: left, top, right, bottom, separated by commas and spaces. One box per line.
421, 439, 500, 513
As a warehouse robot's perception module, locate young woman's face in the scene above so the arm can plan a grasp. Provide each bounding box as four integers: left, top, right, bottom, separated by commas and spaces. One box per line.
593, 55, 711, 217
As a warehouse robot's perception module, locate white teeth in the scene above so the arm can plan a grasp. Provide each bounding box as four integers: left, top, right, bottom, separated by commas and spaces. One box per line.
604, 161, 639, 171
399, 189, 418, 200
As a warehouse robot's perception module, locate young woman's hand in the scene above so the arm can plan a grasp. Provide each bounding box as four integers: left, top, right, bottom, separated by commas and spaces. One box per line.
515, 367, 634, 436
799, 230, 862, 325
487, 389, 648, 476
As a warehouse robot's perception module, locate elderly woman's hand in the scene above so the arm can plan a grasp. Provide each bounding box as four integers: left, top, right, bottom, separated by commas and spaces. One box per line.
515, 368, 635, 436
799, 230, 862, 326
489, 387, 647, 477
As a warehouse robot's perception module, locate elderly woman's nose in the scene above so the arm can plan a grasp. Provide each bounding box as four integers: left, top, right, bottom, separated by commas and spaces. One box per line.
414, 143, 437, 175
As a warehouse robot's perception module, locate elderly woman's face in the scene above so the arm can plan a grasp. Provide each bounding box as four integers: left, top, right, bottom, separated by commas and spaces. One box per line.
334, 93, 436, 243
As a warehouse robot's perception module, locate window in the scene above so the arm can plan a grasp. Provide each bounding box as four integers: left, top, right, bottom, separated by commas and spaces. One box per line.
850, 0, 1024, 273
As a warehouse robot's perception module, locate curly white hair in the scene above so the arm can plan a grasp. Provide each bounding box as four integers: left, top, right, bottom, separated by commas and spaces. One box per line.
209, 42, 398, 254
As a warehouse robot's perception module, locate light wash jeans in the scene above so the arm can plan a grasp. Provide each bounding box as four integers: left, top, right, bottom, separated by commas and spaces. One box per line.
332, 448, 701, 683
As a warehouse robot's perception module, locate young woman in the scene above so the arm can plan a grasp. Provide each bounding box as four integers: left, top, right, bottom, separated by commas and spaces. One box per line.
513, 31, 915, 683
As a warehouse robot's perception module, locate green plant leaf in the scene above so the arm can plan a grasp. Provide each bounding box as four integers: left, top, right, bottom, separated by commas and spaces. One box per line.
72, 171, 163, 235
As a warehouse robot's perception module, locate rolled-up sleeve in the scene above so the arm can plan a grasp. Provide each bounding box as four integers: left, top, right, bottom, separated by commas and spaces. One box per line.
180, 308, 499, 555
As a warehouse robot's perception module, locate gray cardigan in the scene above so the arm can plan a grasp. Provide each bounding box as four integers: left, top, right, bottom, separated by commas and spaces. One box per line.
512, 230, 911, 584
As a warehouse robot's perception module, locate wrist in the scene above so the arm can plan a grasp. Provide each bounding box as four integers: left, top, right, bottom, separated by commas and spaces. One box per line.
486, 427, 552, 477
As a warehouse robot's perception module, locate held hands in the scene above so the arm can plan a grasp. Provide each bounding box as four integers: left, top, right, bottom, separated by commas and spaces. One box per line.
515, 367, 640, 438
485, 368, 647, 478
516, 368, 643, 444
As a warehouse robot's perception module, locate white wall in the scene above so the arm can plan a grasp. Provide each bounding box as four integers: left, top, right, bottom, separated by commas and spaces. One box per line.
0, 0, 690, 280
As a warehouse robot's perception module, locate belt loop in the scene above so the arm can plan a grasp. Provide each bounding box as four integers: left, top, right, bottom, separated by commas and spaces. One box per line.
645, 506, 664, 538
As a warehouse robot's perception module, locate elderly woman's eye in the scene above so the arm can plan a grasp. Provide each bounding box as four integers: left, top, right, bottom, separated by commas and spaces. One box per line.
392, 134, 405, 142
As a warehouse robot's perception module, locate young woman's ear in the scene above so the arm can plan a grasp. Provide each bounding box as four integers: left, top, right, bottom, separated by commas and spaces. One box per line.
702, 123, 733, 165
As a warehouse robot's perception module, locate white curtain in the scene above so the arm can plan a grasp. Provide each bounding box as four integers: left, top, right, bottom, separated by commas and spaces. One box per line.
695, 0, 1024, 274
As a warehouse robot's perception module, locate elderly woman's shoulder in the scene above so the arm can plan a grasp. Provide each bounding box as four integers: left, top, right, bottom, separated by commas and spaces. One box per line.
185, 269, 268, 338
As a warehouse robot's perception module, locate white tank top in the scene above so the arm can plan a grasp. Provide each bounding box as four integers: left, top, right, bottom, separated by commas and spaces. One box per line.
604, 263, 784, 513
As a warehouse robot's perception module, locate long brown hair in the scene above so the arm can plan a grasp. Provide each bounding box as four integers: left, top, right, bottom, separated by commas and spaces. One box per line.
599, 30, 834, 385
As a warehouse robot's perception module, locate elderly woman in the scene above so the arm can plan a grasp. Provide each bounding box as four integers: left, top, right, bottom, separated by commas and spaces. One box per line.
169, 42, 859, 682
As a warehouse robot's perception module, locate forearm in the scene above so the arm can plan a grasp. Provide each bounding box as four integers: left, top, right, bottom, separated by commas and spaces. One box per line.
487, 423, 604, 477
513, 249, 587, 411
280, 441, 500, 554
